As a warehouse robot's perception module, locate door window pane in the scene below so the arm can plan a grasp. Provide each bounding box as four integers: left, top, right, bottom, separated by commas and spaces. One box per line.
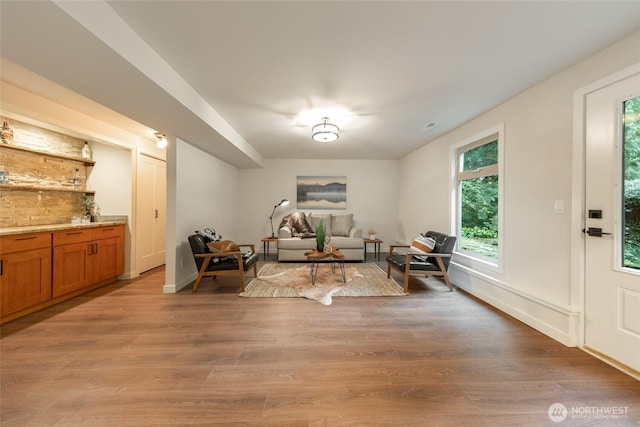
623, 96, 640, 270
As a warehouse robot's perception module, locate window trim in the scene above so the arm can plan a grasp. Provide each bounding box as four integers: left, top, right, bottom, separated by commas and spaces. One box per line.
450, 123, 505, 273
618, 93, 640, 274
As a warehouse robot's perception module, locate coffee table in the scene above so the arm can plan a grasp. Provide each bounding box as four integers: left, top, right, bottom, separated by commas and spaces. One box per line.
305, 248, 346, 285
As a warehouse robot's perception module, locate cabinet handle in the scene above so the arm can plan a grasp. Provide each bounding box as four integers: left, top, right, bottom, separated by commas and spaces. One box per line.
15, 236, 38, 241
88, 243, 93, 255
154, 209, 158, 219
0, 260, 3, 276
66, 232, 83, 236
94, 243, 99, 254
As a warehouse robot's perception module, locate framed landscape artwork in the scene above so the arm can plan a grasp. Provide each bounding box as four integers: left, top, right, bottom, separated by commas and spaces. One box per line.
297, 176, 347, 209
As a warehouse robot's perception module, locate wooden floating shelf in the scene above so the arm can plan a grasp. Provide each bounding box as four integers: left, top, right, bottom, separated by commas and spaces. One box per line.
0, 143, 96, 166
0, 184, 95, 195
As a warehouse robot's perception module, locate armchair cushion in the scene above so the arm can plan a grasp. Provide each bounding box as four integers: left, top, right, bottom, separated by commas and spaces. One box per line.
386, 253, 445, 272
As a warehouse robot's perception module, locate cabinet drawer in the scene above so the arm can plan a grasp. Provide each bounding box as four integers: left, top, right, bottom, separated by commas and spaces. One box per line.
53, 229, 92, 246
0, 232, 51, 253
92, 225, 123, 240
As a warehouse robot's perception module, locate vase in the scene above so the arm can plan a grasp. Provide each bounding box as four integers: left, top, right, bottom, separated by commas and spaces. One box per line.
1, 121, 14, 144
316, 243, 324, 252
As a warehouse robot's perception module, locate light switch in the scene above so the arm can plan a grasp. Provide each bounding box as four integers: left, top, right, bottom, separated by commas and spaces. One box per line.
554, 200, 565, 214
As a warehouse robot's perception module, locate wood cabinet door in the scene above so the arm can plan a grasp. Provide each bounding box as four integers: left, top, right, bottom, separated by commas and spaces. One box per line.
91, 237, 122, 283
0, 247, 52, 315
53, 241, 90, 298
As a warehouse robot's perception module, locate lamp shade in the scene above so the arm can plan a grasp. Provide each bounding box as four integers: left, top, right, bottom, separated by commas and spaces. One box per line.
312, 117, 339, 143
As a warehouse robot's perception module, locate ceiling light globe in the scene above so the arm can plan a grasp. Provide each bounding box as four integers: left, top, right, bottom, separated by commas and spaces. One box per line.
311, 118, 339, 143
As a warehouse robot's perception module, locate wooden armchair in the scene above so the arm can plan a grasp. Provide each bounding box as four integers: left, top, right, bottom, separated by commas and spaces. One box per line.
188, 234, 259, 293
386, 231, 456, 292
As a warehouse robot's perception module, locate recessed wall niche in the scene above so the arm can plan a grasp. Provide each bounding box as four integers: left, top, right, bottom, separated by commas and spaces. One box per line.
0, 117, 96, 228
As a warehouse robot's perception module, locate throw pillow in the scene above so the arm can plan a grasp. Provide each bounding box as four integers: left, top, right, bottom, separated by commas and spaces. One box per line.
409, 234, 436, 260
207, 240, 240, 253
331, 214, 353, 237
308, 213, 332, 236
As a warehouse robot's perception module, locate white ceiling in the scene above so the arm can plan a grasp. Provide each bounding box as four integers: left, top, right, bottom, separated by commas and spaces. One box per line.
1, 1, 640, 167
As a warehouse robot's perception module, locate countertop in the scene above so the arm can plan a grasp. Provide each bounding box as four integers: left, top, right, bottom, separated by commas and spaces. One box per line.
0, 216, 127, 237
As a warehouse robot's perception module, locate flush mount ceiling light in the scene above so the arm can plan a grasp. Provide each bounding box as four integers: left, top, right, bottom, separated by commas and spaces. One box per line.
155, 132, 167, 149
312, 117, 339, 143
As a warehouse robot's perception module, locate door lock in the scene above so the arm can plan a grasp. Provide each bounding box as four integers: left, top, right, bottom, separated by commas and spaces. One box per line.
583, 227, 611, 237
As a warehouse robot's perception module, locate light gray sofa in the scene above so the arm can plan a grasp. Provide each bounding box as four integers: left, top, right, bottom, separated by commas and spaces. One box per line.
277, 212, 364, 261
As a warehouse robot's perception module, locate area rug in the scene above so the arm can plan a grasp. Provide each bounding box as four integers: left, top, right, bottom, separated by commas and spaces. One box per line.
239, 262, 407, 305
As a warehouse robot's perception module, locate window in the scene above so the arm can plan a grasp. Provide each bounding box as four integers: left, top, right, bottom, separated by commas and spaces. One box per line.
455, 130, 501, 263
623, 96, 640, 270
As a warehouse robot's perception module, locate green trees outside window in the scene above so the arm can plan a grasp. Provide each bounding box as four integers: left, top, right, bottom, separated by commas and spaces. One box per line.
623, 96, 640, 270
458, 138, 499, 260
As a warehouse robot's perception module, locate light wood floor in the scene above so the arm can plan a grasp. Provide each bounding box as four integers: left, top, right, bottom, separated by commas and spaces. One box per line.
2, 259, 639, 426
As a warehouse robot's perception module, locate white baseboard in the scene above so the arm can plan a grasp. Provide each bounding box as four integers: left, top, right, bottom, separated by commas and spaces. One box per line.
449, 262, 580, 346
163, 272, 196, 293
117, 271, 138, 280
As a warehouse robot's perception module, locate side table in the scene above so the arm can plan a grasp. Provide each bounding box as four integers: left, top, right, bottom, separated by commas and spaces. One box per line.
364, 238, 383, 261
305, 249, 346, 285
261, 236, 279, 260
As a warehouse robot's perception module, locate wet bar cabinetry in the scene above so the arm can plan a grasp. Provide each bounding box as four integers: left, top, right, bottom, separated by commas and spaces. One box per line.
0, 223, 124, 323
53, 225, 124, 297
0, 232, 52, 317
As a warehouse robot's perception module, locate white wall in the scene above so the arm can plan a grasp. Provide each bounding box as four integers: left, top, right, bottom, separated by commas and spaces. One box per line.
86, 142, 134, 278
169, 139, 242, 292
397, 30, 640, 346
87, 142, 132, 217
238, 159, 401, 252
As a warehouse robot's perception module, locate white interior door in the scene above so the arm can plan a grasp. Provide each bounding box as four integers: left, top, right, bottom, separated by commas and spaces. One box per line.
584, 72, 640, 373
137, 154, 166, 273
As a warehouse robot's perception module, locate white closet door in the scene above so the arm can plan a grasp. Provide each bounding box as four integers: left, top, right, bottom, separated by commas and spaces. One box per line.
137, 154, 166, 273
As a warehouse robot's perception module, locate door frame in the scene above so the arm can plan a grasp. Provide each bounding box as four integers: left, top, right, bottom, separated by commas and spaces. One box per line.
571, 63, 640, 358
135, 148, 168, 276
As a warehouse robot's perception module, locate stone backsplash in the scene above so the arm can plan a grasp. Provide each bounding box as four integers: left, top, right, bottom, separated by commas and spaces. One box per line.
0, 117, 95, 227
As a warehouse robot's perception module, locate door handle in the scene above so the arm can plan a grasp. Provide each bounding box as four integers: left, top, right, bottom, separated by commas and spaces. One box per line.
583, 227, 612, 237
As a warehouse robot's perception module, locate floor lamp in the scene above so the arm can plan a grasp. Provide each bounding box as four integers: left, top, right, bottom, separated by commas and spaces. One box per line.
269, 199, 290, 237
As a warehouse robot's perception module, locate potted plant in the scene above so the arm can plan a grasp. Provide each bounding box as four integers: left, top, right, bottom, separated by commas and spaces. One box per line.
315, 219, 326, 252
368, 227, 377, 240
80, 193, 101, 222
